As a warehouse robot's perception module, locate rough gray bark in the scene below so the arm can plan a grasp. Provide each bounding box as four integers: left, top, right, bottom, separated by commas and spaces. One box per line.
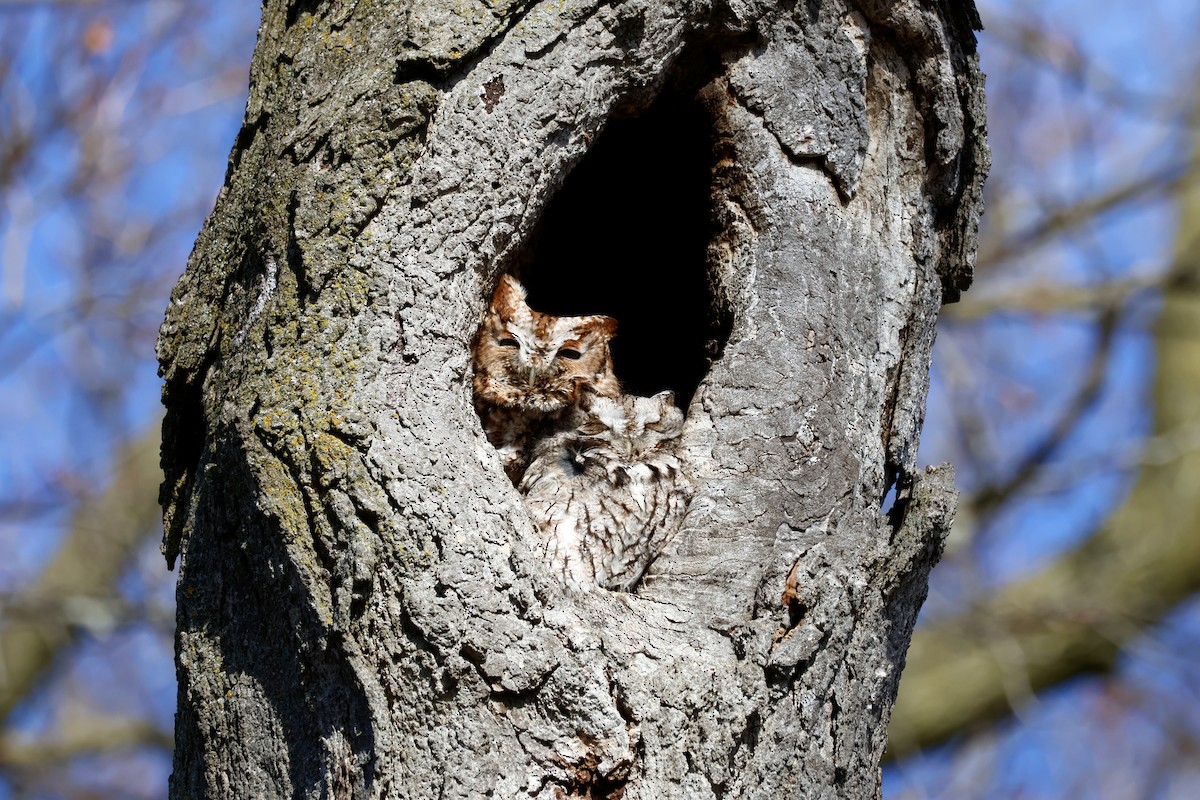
158, 0, 986, 797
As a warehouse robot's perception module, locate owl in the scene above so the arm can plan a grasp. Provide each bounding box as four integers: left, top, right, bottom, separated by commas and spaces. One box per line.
473, 275, 620, 483
519, 390, 692, 592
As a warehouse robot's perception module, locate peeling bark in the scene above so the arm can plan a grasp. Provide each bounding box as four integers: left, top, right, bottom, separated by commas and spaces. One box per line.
158, 1, 985, 797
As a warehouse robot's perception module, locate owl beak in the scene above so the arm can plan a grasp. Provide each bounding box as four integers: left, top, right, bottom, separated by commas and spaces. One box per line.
526, 354, 553, 383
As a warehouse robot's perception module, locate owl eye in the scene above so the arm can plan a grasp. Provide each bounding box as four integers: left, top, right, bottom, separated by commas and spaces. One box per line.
558, 348, 583, 360
498, 337, 519, 348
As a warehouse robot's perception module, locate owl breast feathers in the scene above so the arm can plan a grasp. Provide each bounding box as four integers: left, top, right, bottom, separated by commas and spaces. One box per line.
519, 390, 693, 592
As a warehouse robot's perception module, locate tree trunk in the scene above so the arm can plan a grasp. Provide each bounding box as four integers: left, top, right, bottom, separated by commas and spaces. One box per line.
157, 1, 986, 797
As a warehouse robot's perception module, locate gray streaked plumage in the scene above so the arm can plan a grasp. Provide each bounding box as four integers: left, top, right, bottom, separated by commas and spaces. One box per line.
519, 390, 692, 591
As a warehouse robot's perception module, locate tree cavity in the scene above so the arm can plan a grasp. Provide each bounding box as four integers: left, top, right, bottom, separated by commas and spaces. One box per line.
517, 88, 732, 412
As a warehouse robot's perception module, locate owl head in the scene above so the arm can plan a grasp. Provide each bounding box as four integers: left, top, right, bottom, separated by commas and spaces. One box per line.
572, 390, 685, 468
474, 275, 620, 413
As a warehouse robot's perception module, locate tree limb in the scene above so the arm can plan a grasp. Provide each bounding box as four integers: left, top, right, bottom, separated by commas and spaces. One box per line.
0, 421, 162, 723
888, 105, 1200, 759
980, 163, 1192, 267
0, 720, 170, 769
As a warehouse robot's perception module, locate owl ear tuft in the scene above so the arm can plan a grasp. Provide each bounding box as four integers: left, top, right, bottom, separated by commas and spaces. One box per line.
580, 315, 618, 339
492, 274, 530, 318
652, 390, 677, 409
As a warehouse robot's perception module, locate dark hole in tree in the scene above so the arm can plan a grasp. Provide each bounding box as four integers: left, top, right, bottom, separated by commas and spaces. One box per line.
518, 89, 728, 411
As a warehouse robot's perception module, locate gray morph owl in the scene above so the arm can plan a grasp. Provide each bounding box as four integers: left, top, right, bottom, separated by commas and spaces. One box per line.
473, 275, 620, 484
519, 390, 693, 592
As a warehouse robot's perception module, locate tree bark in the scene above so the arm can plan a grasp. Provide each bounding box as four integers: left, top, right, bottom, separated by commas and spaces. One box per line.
157, 1, 985, 797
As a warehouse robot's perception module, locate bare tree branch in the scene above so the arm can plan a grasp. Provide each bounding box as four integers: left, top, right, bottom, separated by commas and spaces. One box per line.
968, 305, 1119, 518
0, 421, 161, 723
983, 14, 1185, 115
0, 720, 170, 769
981, 163, 1192, 266
944, 274, 1165, 319
889, 109, 1200, 758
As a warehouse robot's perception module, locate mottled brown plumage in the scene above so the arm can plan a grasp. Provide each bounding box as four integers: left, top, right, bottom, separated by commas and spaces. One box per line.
473, 275, 619, 482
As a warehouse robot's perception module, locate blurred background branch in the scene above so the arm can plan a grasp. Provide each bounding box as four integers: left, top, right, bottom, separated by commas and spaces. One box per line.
887, 2, 1200, 795
0, 2, 257, 795
893, 155, 1200, 749
0, 421, 161, 724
